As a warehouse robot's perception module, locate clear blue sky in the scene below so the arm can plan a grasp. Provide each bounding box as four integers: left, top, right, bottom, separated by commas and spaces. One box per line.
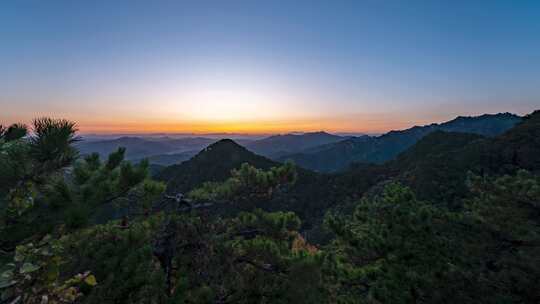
1, 0, 539, 133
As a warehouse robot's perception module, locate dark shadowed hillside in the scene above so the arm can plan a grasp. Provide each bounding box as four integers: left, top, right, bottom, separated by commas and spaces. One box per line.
280, 113, 522, 172
156, 138, 390, 235
4, 1, 540, 302
158, 139, 277, 193
391, 131, 485, 171
384, 111, 540, 206
153, 112, 540, 234
4, 112, 540, 304
245, 131, 346, 158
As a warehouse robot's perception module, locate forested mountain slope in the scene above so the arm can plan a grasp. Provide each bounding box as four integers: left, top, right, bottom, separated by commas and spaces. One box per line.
388, 110, 540, 206
154, 112, 540, 236
2, 111, 540, 304
158, 139, 277, 193
280, 113, 522, 172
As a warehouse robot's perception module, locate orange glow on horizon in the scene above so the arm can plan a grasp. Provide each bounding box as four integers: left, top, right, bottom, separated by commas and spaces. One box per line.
3, 106, 459, 136
75, 116, 425, 135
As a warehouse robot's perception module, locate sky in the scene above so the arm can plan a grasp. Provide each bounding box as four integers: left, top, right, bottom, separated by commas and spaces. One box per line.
1, 0, 539, 134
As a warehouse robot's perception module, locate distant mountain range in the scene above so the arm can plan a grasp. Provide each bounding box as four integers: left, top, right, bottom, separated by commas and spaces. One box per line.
76, 136, 218, 162
278, 113, 522, 172
77, 113, 522, 172
244, 131, 347, 158
138, 151, 198, 166
76, 131, 350, 166
156, 110, 540, 240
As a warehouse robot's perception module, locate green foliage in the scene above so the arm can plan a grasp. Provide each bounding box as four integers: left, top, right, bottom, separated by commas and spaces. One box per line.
2, 113, 540, 304
60, 216, 168, 304
1, 116, 164, 274
43, 209, 323, 304
1, 123, 28, 142
138, 179, 167, 211
43, 178, 73, 209
29, 118, 80, 172
0, 139, 32, 194
324, 174, 540, 303
0, 234, 97, 304
66, 147, 165, 223
466, 170, 540, 237
4, 182, 38, 218
464, 171, 540, 303
105, 147, 125, 170
158, 139, 277, 194
189, 162, 297, 206
172, 210, 318, 302
238, 209, 301, 234
117, 159, 149, 192
0, 118, 79, 215
325, 183, 465, 303
73, 153, 101, 185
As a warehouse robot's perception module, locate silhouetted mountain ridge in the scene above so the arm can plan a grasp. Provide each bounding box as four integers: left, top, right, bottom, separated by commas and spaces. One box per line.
158, 139, 278, 193
245, 131, 346, 158
77, 136, 217, 161
154, 111, 540, 239
373, 111, 540, 205
279, 112, 522, 172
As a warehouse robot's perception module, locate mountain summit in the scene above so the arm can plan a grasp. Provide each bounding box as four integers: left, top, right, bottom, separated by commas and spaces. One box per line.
158, 139, 276, 193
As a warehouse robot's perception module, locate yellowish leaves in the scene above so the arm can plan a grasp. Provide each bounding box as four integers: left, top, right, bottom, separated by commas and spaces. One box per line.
84, 275, 97, 286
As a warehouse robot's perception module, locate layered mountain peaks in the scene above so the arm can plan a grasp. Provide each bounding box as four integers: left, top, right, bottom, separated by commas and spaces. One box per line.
279, 112, 523, 172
